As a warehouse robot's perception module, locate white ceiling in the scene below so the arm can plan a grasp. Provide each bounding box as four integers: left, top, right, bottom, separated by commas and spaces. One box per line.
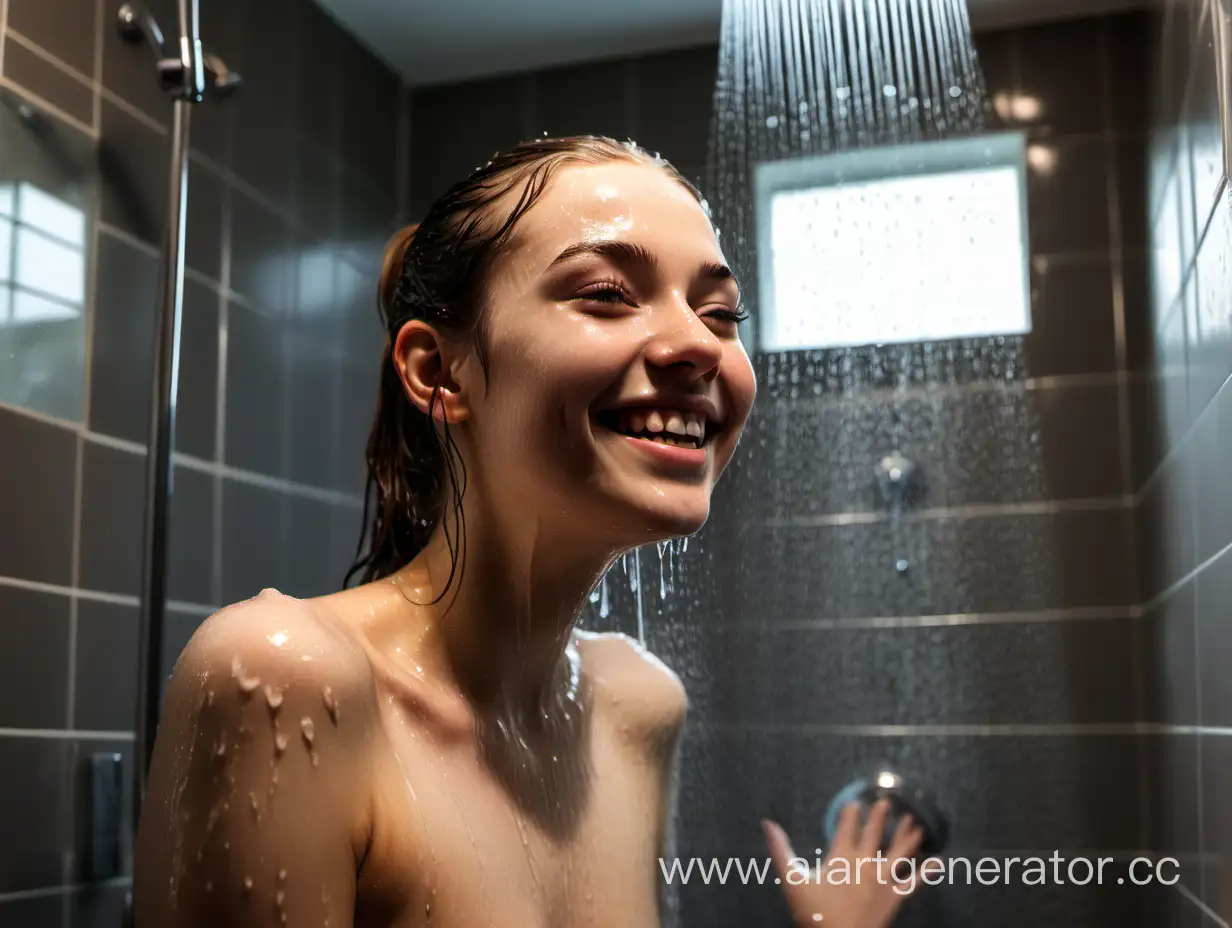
318, 0, 1152, 88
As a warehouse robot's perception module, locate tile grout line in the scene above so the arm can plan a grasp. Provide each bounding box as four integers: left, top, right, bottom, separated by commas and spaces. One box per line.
0, 727, 135, 741
0, 574, 215, 615
0, 74, 96, 138
1097, 14, 1149, 860
1177, 880, 1230, 928
0, 876, 132, 905
0, 399, 363, 507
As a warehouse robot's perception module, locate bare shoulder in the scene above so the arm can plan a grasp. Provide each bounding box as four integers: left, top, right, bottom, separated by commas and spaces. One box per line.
174, 588, 376, 706
575, 630, 688, 754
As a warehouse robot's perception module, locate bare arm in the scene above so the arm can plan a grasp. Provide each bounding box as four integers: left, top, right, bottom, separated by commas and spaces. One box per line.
133, 595, 378, 928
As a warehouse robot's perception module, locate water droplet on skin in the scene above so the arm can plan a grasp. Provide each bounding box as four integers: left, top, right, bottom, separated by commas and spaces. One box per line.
214, 739, 227, 758
244, 877, 253, 892
249, 792, 259, 815
322, 686, 339, 724
300, 717, 315, 744
231, 655, 260, 693
205, 881, 213, 893
277, 890, 285, 906
206, 690, 214, 707
275, 732, 288, 755
264, 685, 284, 711
279, 869, 287, 882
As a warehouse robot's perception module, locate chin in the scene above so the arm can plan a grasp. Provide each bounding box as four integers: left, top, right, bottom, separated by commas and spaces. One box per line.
624, 489, 712, 541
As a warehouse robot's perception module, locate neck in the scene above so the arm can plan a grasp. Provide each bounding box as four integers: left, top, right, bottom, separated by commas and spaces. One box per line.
391, 494, 621, 715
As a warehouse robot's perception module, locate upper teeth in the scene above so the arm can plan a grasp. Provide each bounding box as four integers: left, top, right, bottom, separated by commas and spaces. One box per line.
616, 409, 707, 440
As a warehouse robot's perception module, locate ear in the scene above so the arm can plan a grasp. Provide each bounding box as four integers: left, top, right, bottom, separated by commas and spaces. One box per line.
391, 320, 471, 424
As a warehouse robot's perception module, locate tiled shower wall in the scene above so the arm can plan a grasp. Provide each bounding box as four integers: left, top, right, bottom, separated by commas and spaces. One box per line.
1139, 0, 1231, 925
0, 0, 402, 923
409, 12, 1165, 928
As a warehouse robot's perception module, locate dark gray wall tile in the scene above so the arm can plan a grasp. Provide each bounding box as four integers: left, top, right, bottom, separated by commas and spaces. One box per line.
7, 0, 97, 77
168, 466, 214, 605
1017, 16, 1105, 136
0, 737, 68, 892
409, 75, 528, 215
224, 302, 286, 477
283, 496, 334, 598
0, 409, 75, 585
1145, 733, 1200, 885
294, 144, 339, 241
1199, 734, 1232, 920
0, 587, 69, 729
0, 893, 65, 927
677, 727, 1142, 856
162, 608, 206, 682
721, 508, 1134, 619
3, 41, 94, 127
295, 0, 340, 152
1188, 196, 1232, 422
78, 440, 144, 596
636, 45, 716, 168
285, 314, 342, 489
338, 31, 400, 188
1136, 447, 1197, 604
1194, 378, 1232, 565
1197, 548, 1232, 730
175, 279, 220, 460
87, 231, 158, 444
679, 618, 1138, 728
1027, 136, 1112, 255
740, 382, 1126, 517
220, 479, 284, 603
229, 192, 293, 314
1140, 584, 1197, 726
185, 160, 225, 282
98, 101, 167, 245
99, 0, 173, 121
1026, 256, 1119, 375
534, 59, 630, 140
1116, 136, 1151, 249
1104, 12, 1153, 133
74, 600, 138, 733
71, 883, 132, 928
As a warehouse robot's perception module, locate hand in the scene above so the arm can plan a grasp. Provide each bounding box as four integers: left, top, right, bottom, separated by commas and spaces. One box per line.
763, 798, 924, 928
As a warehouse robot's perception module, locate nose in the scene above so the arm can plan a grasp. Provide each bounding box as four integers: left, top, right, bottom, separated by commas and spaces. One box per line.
644, 301, 724, 381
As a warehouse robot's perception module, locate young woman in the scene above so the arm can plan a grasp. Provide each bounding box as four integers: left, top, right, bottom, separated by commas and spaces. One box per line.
134, 136, 923, 927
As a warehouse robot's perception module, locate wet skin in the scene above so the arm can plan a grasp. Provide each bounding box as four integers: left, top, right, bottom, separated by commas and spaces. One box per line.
134, 160, 756, 927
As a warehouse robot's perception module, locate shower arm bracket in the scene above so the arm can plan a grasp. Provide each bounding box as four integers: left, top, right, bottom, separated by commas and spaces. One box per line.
116, 3, 241, 102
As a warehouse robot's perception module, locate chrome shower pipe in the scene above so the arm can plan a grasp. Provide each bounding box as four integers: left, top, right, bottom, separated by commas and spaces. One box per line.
117, 0, 210, 833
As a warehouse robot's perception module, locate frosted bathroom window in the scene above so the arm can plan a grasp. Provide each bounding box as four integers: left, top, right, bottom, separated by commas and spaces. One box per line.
0, 182, 86, 328
755, 132, 1031, 351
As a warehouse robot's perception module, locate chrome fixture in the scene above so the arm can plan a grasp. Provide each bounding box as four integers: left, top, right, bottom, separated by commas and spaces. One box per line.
874, 450, 920, 509
823, 767, 950, 857
117, 1, 240, 839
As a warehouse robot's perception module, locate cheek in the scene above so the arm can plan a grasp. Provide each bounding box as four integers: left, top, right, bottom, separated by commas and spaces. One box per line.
723, 349, 758, 431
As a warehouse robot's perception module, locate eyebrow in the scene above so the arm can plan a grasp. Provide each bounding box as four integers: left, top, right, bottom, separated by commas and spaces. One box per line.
547, 240, 739, 293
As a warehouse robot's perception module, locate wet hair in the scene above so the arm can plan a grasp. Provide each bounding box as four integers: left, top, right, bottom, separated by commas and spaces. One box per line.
344, 135, 705, 596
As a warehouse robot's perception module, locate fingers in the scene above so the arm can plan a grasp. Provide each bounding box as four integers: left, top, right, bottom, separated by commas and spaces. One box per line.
829, 801, 862, 857
761, 819, 798, 884
887, 813, 924, 864
858, 797, 892, 860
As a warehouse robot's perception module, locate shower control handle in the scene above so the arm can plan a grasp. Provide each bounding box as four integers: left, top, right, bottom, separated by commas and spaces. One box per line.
823, 769, 949, 858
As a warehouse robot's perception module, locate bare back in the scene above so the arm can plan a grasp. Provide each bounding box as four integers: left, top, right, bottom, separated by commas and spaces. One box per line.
134, 587, 687, 928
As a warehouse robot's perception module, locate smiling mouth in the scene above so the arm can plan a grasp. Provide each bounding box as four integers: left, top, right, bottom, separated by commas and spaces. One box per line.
594, 408, 714, 449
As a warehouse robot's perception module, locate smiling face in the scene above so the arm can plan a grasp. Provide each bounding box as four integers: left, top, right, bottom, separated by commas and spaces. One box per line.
440, 158, 755, 545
